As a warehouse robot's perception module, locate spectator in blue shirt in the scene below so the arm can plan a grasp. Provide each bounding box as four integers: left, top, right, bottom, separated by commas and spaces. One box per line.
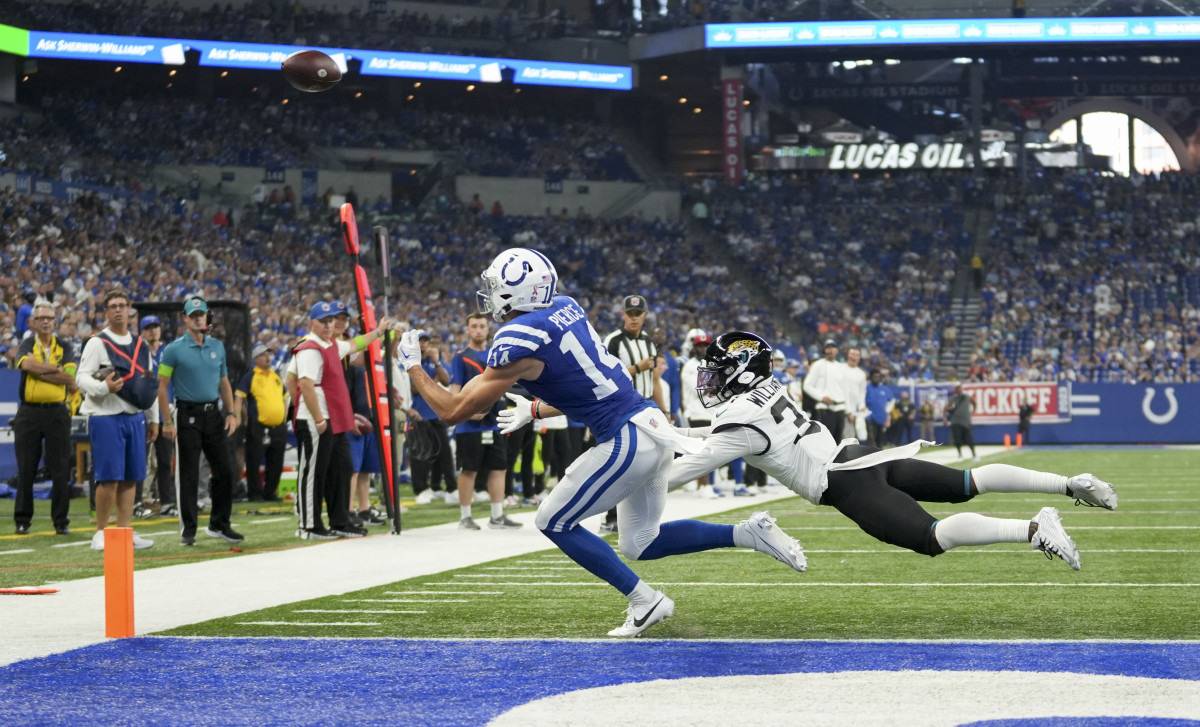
864, 369, 895, 448
409, 332, 456, 502
15, 292, 36, 339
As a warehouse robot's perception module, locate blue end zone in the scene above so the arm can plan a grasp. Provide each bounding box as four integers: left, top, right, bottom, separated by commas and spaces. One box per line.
2, 640, 1198, 726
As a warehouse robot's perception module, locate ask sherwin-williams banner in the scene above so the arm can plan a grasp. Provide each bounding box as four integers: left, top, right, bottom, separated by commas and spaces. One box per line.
12, 25, 631, 91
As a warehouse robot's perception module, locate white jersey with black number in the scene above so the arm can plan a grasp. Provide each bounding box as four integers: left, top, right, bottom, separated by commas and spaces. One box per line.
668, 379, 928, 504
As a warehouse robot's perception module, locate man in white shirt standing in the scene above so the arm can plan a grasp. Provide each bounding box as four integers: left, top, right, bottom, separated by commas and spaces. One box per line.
844, 347, 868, 441
75, 289, 160, 551
680, 330, 719, 498
803, 339, 848, 442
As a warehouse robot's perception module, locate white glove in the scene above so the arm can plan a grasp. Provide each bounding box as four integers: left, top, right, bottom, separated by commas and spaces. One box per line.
397, 330, 423, 371
497, 392, 534, 435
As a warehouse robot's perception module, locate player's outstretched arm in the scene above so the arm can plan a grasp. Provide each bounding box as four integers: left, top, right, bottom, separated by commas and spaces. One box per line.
409, 354, 545, 426
666, 429, 759, 490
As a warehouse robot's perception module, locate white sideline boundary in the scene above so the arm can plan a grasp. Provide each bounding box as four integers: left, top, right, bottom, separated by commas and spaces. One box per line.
0, 445, 1000, 667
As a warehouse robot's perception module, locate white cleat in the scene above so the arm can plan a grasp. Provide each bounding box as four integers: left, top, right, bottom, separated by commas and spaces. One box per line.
1068, 473, 1118, 510
743, 511, 806, 573
608, 591, 674, 638
91, 529, 155, 550
1030, 507, 1080, 571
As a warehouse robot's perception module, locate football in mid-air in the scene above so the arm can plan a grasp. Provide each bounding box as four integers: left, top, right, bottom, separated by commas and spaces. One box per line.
281, 50, 342, 93
354, 413, 373, 435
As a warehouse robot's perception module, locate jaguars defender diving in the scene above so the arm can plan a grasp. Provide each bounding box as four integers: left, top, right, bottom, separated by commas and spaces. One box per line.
669, 331, 1120, 570
398, 249, 806, 638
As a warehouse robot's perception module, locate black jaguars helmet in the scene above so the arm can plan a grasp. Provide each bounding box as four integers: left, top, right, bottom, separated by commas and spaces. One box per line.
697, 331, 774, 408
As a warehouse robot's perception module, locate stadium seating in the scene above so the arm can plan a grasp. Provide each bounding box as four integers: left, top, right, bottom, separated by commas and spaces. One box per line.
6, 90, 638, 184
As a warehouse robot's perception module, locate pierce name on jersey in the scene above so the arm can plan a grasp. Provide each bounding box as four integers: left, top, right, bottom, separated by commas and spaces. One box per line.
487, 296, 653, 442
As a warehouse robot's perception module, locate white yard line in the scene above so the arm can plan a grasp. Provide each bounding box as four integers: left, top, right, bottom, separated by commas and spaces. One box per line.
294, 609, 427, 614
235, 621, 381, 627
343, 602, 472, 607
382, 590, 504, 595
418, 580, 1200, 588
707, 548, 1200, 554
484, 566, 581, 570
0, 549, 35, 556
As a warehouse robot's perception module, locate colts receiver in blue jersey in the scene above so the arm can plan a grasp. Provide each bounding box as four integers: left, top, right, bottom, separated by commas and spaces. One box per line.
486, 296, 653, 442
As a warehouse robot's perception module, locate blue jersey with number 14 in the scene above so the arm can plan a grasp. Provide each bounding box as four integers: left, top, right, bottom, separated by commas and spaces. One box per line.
486, 296, 653, 442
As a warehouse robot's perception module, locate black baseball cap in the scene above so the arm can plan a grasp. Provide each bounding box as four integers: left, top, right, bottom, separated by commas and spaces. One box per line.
623, 295, 647, 313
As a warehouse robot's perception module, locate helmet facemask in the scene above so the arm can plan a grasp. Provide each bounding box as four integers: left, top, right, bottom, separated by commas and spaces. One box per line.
696, 364, 728, 408
477, 272, 510, 322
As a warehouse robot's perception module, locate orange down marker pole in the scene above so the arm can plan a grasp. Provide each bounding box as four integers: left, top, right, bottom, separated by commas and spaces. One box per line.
1003, 434, 1011, 450
104, 528, 135, 638
1016, 433, 1023, 448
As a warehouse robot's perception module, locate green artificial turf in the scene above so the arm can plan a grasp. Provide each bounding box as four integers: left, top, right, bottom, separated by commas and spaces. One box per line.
146, 447, 1200, 641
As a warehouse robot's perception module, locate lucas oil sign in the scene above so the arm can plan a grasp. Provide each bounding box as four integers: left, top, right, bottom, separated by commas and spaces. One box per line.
828, 141, 1003, 170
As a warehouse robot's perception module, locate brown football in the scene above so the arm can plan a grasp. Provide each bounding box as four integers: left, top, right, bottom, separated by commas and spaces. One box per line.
281, 50, 342, 93
354, 413, 373, 435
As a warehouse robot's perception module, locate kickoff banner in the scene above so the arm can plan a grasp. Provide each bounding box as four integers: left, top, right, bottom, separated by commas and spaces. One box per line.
916, 382, 1071, 425
910, 380, 1198, 444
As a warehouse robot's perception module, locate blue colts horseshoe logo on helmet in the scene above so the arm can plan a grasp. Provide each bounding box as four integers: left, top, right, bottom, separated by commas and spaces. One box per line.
501, 257, 532, 285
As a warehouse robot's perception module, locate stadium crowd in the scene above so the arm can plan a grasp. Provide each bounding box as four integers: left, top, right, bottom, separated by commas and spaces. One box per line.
0, 184, 773, 374
5, 91, 638, 183
689, 169, 1199, 384
977, 171, 1199, 383
690, 171, 970, 383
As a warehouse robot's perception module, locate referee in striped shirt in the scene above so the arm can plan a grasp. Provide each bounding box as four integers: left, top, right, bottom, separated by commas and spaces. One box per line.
598, 294, 665, 534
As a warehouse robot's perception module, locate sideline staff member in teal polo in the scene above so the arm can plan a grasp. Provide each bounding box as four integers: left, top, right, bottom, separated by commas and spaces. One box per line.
157, 296, 244, 546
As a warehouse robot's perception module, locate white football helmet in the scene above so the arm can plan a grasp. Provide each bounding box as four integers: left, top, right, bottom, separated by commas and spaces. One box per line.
477, 247, 558, 322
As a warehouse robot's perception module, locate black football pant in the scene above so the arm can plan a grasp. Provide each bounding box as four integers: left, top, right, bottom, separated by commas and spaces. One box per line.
146, 430, 176, 506
245, 419, 287, 499
295, 420, 352, 531
821, 444, 974, 557
504, 422, 537, 499
814, 409, 845, 442
176, 403, 235, 537
411, 420, 455, 495
12, 404, 72, 530
541, 429, 570, 480
138, 430, 176, 506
